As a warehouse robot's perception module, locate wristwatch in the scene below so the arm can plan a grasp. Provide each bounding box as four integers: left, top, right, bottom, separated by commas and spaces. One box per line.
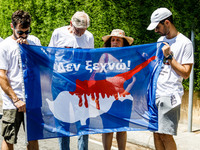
166, 52, 173, 60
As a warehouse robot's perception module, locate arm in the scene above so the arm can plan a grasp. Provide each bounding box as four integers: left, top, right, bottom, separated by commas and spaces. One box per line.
0, 69, 26, 112
168, 59, 192, 79
162, 42, 193, 79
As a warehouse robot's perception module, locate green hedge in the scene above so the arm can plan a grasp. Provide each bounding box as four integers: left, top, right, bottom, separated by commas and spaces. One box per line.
0, 0, 199, 89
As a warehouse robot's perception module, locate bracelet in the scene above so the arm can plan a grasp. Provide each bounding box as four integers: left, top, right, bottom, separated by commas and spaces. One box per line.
13, 98, 20, 103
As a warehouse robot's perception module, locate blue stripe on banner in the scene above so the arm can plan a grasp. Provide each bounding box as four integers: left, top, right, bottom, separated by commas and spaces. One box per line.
19, 42, 164, 141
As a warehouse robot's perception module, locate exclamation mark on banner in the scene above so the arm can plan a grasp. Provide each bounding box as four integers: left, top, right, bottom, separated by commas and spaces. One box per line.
127, 61, 131, 70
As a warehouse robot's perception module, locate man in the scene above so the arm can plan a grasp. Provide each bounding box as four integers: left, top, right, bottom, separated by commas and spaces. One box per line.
147, 8, 194, 150
49, 11, 94, 150
0, 10, 41, 150
49, 11, 94, 48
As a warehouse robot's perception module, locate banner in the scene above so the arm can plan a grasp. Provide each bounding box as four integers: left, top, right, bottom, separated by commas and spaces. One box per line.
19, 42, 164, 141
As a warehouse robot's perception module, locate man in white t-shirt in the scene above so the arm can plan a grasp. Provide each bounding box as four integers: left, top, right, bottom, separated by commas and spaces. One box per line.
49, 11, 94, 49
147, 8, 194, 150
49, 11, 94, 150
0, 10, 41, 150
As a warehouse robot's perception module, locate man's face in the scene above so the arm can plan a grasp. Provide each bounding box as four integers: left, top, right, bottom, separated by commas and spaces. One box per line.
155, 22, 169, 36
12, 24, 31, 39
72, 26, 87, 37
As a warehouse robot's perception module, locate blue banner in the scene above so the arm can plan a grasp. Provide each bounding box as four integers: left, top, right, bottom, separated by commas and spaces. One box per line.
19, 42, 164, 141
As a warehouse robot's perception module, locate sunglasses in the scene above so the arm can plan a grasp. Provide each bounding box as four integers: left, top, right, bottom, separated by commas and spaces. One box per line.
17, 30, 31, 35
14, 26, 32, 35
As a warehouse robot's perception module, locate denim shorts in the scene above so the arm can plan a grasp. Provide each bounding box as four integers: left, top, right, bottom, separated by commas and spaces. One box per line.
1, 109, 24, 144
155, 96, 180, 135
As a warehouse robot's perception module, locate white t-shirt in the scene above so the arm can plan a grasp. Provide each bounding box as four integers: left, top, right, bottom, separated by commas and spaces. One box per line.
0, 35, 41, 109
0, 37, 3, 42
156, 33, 194, 97
48, 26, 94, 48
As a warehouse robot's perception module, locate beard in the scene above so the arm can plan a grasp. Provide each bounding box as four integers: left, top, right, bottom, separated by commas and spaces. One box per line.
158, 32, 167, 36
159, 25, 170, 36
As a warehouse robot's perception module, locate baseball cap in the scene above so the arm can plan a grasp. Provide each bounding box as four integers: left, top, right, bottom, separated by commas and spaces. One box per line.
71, 11, 90, 28
147, 8, 172, 30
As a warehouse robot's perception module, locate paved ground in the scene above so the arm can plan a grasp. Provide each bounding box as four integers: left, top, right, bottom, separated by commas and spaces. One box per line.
126, 123, 200, 150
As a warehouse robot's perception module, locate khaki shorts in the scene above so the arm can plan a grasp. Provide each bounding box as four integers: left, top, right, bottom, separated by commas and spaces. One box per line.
1, 109, 24, 144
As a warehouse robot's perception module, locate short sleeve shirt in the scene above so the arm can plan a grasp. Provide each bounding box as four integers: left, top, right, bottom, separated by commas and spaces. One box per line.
156, 33, 194, 97
0, 35, 41, 109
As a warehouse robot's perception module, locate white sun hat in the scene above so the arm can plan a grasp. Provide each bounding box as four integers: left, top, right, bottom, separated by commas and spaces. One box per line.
71, 11, 90, 28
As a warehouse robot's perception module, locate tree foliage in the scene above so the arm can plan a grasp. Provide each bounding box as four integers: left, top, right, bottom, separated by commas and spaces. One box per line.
0, 0, 199, 89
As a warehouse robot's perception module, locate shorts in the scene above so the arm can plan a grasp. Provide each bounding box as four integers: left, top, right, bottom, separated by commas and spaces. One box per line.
155, 96, 180, 135
1, 109, 24, 144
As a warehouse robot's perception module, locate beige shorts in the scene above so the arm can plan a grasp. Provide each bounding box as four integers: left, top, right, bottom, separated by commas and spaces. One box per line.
1, 109, 24, 144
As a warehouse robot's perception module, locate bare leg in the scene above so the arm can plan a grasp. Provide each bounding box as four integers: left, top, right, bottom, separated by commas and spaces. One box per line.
160, 134, 176, 150
1, 139, 13, 150
102, 133, 113, 150
154, 133, 165, 150
116, 131, 127, 150
27, 140, 39, 150
154, 133, 177, 150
